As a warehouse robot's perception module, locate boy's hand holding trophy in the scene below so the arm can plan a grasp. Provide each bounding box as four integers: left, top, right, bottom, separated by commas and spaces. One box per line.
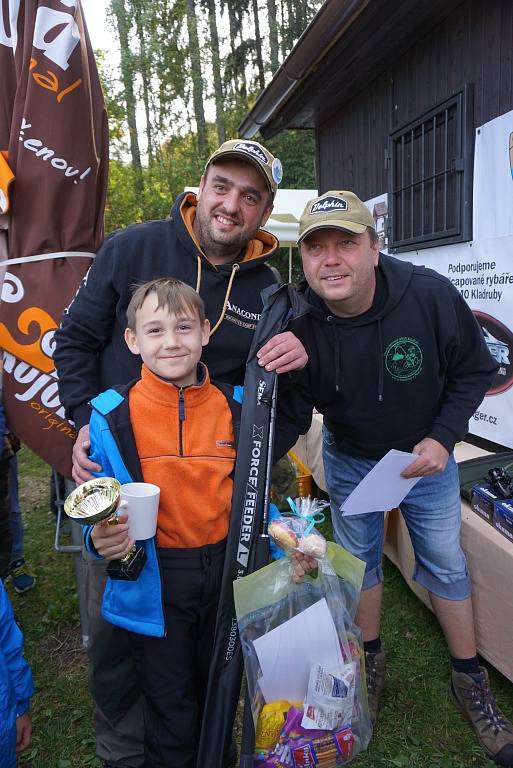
65, 477, 160, 580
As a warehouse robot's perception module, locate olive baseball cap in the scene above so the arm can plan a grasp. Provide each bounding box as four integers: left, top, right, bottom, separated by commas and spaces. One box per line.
204, 139, 283, 198
298, 190, 375, 242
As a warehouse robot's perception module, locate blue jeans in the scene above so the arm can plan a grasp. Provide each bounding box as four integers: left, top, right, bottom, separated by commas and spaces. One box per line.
323, 428, 471, 600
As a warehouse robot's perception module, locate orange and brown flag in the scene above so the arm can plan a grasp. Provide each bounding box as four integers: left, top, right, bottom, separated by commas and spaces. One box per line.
0, 0, 108, 477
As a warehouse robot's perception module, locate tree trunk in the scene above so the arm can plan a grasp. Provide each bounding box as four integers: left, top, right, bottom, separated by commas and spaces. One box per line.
266, 0, 279, 74
251, 0, 265, 90
110, 0, 143, 194
204, 0, 225, 144
133, 2, 154, 163
280, 0, 288, 58
297, 0, 309, 34
185, 0, 208, 159
223, 0, 239, 94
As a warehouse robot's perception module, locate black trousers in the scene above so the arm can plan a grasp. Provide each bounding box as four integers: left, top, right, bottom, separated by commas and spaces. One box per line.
128, 539, 226, 768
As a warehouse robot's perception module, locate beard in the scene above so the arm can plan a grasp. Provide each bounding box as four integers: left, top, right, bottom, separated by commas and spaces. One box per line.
194, 205, 261, 260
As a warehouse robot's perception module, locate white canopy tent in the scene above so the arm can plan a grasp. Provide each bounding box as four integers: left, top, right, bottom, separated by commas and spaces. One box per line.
185, 187, 318, 281
264, 189, 317, 281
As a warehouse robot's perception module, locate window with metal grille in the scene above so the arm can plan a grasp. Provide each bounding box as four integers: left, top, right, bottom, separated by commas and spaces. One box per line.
387, 85, 473, 252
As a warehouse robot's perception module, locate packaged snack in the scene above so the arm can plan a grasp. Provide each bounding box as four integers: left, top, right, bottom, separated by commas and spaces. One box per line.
333, 728, 354, 760
256, 700, 295, 751
268, 496, 329, 558
257, 705, 357, 767
289, 726, 355, 767
291, 742, 318, 767
298, 531, 326, 559
268, 519, 299, 551
302, 663, 356, 731
280, 706, 327, 742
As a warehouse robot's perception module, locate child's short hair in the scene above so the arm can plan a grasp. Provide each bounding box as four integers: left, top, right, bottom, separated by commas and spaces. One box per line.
126, 278, 206, 330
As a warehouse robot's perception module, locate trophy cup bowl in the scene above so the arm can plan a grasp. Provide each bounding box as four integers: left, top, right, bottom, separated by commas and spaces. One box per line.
64, 477, 147, 581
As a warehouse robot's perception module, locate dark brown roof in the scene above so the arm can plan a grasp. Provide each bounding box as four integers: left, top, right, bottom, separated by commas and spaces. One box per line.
239, 0, 464, 139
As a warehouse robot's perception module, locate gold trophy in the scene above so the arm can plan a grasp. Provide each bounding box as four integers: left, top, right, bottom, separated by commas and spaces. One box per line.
64, 477, 147, 580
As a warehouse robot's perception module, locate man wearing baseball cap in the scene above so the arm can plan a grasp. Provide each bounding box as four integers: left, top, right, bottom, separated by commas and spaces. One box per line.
204, 138, 283, 199
53, 139, 303, 768
275, 190, 513, 764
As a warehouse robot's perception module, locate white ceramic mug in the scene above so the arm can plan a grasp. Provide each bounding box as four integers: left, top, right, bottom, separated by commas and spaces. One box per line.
119, 482, 160, 540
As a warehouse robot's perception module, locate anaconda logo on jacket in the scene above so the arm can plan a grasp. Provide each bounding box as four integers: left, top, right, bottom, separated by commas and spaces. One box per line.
226, 300, 261, 330
385, 336, 423, 381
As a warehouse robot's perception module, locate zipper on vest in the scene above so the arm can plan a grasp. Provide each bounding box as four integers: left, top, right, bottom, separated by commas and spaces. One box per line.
178, 387, 185, 456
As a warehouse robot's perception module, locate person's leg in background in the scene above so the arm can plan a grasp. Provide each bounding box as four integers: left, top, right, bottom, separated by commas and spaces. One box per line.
84, 549, 145, 768
50, 470, 70, 535
322, 427, 387, 725
0, 456, 12, 581
62, 473, 144, 768
402, 457, 513, 766
8, 454, 36, 594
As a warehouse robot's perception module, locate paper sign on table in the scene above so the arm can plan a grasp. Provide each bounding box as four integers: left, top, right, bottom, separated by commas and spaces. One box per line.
253, 598, 343, 703
340, 449, 421, 516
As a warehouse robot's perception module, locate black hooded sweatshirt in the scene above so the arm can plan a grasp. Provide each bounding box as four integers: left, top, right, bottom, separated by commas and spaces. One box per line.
53, 191, 278, 430
277, 253, 498, 459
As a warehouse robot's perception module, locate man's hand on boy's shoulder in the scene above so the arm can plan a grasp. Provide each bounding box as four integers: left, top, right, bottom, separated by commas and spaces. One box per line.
91, 512, 133, 559
257, 331, 307, 374
72, 424, 102, 484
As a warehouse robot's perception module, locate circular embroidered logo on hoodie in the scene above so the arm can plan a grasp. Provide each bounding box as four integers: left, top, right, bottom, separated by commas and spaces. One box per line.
385, 337, 423, 381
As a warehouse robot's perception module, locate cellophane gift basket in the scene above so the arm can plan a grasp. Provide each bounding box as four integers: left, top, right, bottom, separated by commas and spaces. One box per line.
234, 497, 372, 767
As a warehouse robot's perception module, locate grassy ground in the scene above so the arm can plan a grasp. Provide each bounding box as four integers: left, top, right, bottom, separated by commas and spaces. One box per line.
6, 447, 513, 767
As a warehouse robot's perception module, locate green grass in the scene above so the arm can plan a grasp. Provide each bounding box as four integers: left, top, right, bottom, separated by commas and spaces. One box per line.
6, 448, 99, 768
6, 448, 513, 767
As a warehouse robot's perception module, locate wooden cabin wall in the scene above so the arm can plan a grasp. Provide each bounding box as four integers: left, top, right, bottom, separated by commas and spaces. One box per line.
317, 0, 513, 199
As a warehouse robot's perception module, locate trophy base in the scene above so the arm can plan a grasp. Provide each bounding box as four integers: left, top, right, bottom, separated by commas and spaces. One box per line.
107, 545, 147, 581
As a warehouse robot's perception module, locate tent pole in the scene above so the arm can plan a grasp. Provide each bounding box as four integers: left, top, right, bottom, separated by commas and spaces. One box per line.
288, 245, 292, 283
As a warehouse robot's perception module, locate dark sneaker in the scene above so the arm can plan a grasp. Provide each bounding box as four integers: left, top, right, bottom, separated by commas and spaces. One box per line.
365, 649, 386, 726
450, 667, 513, 765
9, 559, 36, 594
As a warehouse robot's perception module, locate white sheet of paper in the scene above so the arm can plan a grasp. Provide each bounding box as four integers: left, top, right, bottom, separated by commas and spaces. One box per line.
253, 598, 343, 703
340, 449, 421, 516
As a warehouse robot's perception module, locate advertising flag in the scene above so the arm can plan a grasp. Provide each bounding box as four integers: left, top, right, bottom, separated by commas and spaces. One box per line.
0, 0, 108, 476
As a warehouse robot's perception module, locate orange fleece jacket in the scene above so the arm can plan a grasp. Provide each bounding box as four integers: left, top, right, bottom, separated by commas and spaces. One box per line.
129, 364, 235, 548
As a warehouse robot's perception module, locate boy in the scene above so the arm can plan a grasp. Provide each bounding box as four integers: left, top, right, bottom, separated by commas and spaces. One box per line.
83, 278, 243, 768
84, 277, 312, 766
0, 579, 34, 767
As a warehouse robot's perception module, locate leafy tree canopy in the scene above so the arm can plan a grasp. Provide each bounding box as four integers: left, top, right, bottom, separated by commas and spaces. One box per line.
100, 0, 322, 235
